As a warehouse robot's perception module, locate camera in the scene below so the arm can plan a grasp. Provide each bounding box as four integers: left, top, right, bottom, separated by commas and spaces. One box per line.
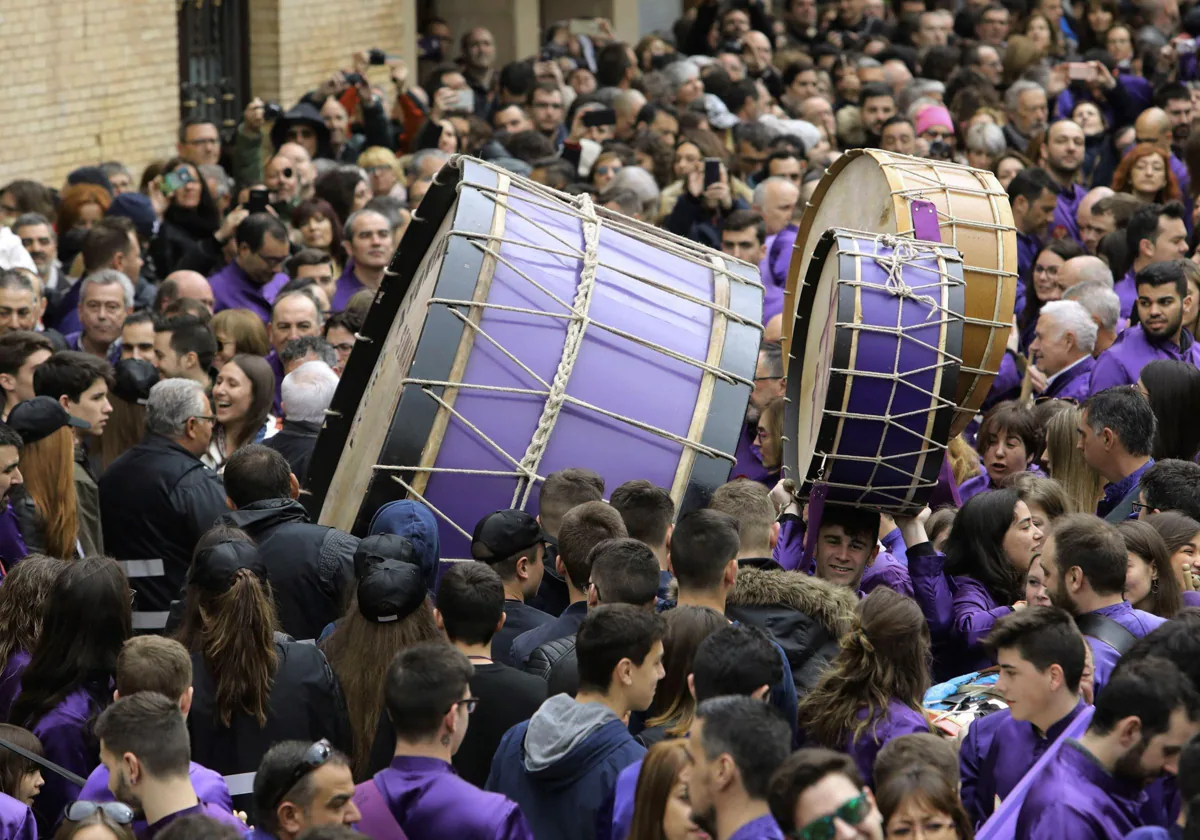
418, 36, 443, 62
262, 102, 282, 121
368, 48, 389, 65
344, 72, 366, 86
927, 141, 954, 161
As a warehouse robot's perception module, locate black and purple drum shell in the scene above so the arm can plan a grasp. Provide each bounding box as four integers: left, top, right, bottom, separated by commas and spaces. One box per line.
303, 157, 763, 549
784, 228, 966, 514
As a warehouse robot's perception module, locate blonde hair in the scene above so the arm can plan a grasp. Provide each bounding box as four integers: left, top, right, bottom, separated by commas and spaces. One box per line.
211, 309, 270, 358
1044, 405, 1105, 514
947, 435, 980, 486
357, 146, 402, 178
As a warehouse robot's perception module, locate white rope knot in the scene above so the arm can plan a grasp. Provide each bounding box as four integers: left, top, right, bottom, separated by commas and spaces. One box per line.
511, 192, 602, 508
869, 234, 943, 319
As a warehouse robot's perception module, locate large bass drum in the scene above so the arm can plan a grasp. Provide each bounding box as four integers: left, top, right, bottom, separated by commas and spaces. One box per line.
785, 149, 1017, 436
304, 157, 763, 554
785, 229, 966, 514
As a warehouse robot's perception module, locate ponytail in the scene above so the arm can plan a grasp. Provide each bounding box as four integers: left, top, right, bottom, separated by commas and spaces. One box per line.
202, 570, 279, 727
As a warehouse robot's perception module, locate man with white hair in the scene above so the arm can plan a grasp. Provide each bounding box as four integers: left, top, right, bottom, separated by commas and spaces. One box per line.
613, 90, 647, 142
266, 360, 339, 497
1028, 300, 1098, 401
1004, 80, 1048, 153
69, 268, 133, 364
99, 378, 227, 633
1063, 279, 1122, 357
752, 177, 800, 237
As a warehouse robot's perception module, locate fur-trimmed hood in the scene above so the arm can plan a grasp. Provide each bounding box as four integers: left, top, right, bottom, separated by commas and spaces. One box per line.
727, 565, 858, 637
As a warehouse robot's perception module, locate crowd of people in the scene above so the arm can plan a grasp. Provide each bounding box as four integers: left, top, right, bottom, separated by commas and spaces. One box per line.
5, 0, 1200, 838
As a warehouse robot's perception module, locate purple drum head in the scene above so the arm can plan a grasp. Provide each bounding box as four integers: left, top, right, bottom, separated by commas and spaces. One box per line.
305, 158, 763, 552
784, 229, 966, 513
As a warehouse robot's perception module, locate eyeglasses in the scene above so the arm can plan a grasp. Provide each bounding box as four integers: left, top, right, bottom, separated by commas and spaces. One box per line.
789, 792, 873, 840
64, 801, 136, 825
1132, 501, 1152, 514
257, 252, 289, 268
449, 696, 479, 714
271, 739, 333, 809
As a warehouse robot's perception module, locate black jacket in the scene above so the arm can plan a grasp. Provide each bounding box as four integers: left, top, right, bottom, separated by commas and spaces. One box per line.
187, 633, 352, 818
219, 499, 358, 642
98, 434, 228, 632
725, 561, 857, 695
527, 635, 579, 697
263, 420, 321, 487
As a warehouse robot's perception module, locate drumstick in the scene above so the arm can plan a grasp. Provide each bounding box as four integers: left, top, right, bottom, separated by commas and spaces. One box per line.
1018, 354, 1034, 406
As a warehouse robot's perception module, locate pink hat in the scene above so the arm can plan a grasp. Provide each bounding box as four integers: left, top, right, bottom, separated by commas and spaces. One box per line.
914, 105, 954, 137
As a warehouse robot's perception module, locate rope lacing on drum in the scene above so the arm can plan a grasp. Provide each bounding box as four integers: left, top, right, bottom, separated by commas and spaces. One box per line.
871, 234, 943, 317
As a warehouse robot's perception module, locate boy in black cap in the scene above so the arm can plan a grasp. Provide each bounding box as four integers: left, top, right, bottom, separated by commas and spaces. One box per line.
471, 509, 554, 666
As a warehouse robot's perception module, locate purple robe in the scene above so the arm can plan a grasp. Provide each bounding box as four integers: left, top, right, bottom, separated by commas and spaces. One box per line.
0, 651, 29, 721
981, 351, 1022, 413
80, 761, 233, 837
762, 282, 784, 326
1040, 356, 1095, 403
143, 802, 247, 839
860, 549, 914, 598
1096, 459, 1153, 522
0, 794, 34, 840
0, 503, 28, 572
1114, 268, 1137, 323
1052, 183, 1087, 246
360, 756, 533, 840
331, 260, 370, 312
758, 226, 797, 291
1016, 231, 1040, 316
1084, 601, 1166, 694
961, 699, 1089, 825
29, 684, 108, 829
1089, 326, 1200, 396
728, 814, 784, 840
64, 331, 122, 366
845, 700, 930, 786
958, 464, 1043, 503
208, 261, 288, 322
733, 421, 771, 486
1183, 590, 1200, 608
1015, 739, 1147, 840
608, 758, 642, 840
772, 514, 804, 572
267, 350, 284, 416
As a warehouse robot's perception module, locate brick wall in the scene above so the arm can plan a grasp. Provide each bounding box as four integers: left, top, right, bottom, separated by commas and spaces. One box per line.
252, 0, 414, 110
0, 0, 180, 187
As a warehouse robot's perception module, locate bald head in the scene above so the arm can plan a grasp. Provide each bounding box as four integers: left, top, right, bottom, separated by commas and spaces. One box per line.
165, 270, 214, 313
1059, 256, 1113, 291
1135, 107, 1172, 151
1078, 186, 1113, 221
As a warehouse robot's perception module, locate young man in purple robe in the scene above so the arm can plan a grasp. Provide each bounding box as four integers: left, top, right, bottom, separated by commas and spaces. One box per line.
685, 697, 792, 840
355, 641, 532, 840
95, 692, 249, 838
959, 606, 1089, 826
1080, 386, 1157, 522
1039, 514, 1166, 695
1016, 656, 1200, 839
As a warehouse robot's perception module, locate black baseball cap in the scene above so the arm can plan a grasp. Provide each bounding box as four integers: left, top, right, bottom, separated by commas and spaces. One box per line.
113, 359, 159, 405
357, 559, 427, 623
353, 533, 417, 580
189, 540, 268, 593
7, 396, 90, 445
471, 509, 548, 561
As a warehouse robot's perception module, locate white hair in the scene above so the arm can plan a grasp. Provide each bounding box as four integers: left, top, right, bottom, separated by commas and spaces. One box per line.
753, 176, 799, 208
145, 379, 208, 438
1063, 278, 1121, 333
966, 122, 1007, 157
1040, 300, 1098, 354
609, 167, 660, 218
80, 268, 134, 309
1005, 80, 1044, 114
281, 361, 339, 424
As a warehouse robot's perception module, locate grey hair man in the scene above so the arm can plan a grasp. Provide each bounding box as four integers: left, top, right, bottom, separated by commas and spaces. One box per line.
752, 177, 800, 237
75, 268, 134, 361
266, 360, 339, 486
1063, 278, 1122, 357
1029, 300, 1099, 400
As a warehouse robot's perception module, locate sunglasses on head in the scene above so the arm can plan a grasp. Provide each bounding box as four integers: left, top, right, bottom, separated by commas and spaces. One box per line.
270, 739, 333, 809
789, 792, 872, 840
64, 801, 135, 825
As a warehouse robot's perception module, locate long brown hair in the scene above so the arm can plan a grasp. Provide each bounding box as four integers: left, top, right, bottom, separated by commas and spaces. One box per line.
219, 354, 275, 452
1119, 519, 1184, 618
20, 428, 78, 559
211, 309, 270, 358
97, 396, 147, 472
644, 606, 727, 737
1044, 406, 1105, 514
320, 593, 440, 777
797, 589, 932, 748
876, 765, 974, 840
628, 740, 692, 840
0, 724, 42, 799
176, 526, 280, 727
0, 555, 70, 666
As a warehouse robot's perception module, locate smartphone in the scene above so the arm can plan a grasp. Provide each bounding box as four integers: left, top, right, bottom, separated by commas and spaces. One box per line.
704, 158, 722, 188
568, 18, 604, 37
1067, 62, 1094, 81
161, 166, 195, 197
368, 48, 389, 65
247, 188, 270, 214
582, 107, 618, 128
453, 88, 476, 113
561, 141, 583, 170
344, 71, 366, 86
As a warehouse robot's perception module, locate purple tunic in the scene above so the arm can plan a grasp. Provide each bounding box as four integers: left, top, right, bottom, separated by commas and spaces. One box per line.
958, 463, 1043, 503
0, 503, 28, 572
1040, 356, 1095, 403
0, 794, 34, 840
267, 350, 284, 416
1052, 183, 1087, 245
860, 548, 914, 599
143, 802, 247, 839
362, 755, 533, 840
1085, 601, 1166, 695
732, 421, 771, 486
0, 651, 30, 721
1183, 590, 1200, 607
64, 332, 122, 366
79, 761, 233, 837
961, 699, 1089, 825
728, 814, 785, 840
1114, 268, 1137, 323
1015, 739, 1147, 840
1089, 326, 1200, 396
208, 261, 288, 322
981, 352, 1022, 412
1016, 232, 1040, 317
758, 226, 796, 291
29, 685, 108, 829
845, 700, 930, 786
1096, 459, 1153, 522
331, 260, 370, 312
772, 514, 804, 572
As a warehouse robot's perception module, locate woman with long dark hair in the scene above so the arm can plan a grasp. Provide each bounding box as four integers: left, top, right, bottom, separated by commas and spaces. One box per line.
204, 354, 276, 471
627, 741, 707, 840
906, 489, 1042, 678
640, 606, 728, 746
10, 556, 132, 828
1120, 519, 1184, 619
321, 545, 440, 778
797, 589, 931, 786
1137, 359, 1200, 462
0, 555, 69, 721
147, 157, 222, 276
1145, 511, 1200, 607
177, 527, 350, 812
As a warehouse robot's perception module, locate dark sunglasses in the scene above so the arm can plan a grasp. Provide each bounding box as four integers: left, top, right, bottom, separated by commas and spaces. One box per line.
64, 801, 135, 825
789, 792, 872, 840
271, 739, 333, 809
